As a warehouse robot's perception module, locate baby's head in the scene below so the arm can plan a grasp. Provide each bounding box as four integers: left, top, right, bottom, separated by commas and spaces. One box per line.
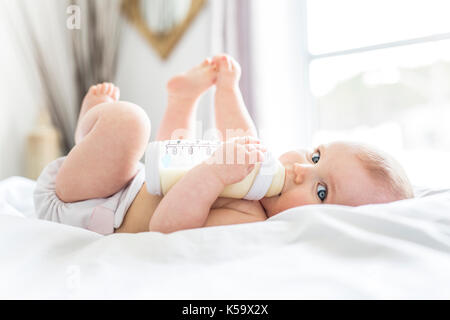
261, 141, 414, 217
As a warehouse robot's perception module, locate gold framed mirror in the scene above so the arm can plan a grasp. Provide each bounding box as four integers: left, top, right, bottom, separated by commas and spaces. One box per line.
122, 0, 206, 59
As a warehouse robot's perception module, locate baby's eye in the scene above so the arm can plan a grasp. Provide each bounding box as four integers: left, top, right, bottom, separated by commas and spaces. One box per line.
317, 184, 327, 202
311, 151, 320, 164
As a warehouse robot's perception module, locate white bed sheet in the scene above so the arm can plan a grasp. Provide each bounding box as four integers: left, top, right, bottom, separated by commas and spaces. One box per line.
0, 176, 449, 299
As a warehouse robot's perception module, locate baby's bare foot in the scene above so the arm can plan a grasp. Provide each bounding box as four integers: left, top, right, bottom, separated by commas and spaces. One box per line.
212, 54, 241, 89
79, 82, 120, 120
167, 58, 216, 100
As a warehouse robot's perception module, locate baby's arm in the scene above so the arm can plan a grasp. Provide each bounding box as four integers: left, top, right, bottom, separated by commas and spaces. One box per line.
148, 137, 265, 233
148, 163, 223, 233
213, 54, 258, 140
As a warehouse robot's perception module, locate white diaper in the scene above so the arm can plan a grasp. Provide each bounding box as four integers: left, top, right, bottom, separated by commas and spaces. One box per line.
33, 157, 145, 235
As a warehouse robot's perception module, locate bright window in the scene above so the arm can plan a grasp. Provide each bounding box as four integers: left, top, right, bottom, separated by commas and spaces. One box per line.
307, 0, 450, 188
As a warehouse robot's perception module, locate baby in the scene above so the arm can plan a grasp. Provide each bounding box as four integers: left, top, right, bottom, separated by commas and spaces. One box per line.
34, 54, 414, 234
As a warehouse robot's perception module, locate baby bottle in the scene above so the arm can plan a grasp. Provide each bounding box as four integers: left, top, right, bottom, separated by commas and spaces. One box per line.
145, 139, 286, 200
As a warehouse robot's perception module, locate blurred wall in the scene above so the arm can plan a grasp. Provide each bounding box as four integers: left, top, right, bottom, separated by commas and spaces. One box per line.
0, 14, 40, 180
0, 1, 214, 180
116, 0, 214, 144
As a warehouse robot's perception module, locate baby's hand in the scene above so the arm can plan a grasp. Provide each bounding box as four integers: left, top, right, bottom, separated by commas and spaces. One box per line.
202, 136, 266, 187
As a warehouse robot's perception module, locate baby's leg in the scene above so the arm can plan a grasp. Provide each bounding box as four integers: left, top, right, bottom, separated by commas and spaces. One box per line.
55, 83, 151, 203
156, 58, 216, 141
213, 54, 258, 141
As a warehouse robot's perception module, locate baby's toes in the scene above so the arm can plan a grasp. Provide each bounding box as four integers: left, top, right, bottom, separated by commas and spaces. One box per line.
202, 57, 212, 67
220, 55, 232, 71
104, 83, 120, 100
95, 83, 105, 94
112, 86, 120, 100
96, 84, 106, 95
229, 57, 241, 74
88, 85, 97, 95
104, 82, 114, 95
212, 55, 229, 72
212, 61, 218, 72
212, 55, 221, 66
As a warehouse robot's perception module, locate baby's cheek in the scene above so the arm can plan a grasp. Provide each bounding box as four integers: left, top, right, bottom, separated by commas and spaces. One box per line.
279, 191, 311, 211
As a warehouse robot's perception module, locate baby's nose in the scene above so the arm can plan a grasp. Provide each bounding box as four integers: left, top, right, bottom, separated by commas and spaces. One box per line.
293, 163, 312, 184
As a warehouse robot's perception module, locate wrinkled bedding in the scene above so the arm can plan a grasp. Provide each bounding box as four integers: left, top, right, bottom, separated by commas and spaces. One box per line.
0, 176, 449, 299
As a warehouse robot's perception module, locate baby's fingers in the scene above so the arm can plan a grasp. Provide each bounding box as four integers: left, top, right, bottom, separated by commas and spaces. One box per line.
232, 136, 261, 145
244, 143, 267, 153
246, 146, 265, 164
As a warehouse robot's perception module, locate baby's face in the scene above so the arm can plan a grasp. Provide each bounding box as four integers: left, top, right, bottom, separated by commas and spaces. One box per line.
260, 142, 393, 217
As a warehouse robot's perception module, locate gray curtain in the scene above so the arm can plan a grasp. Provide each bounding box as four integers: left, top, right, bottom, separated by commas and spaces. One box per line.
13, 0, 122, 153
213, 0, 256, 124
70, 0, 123, 120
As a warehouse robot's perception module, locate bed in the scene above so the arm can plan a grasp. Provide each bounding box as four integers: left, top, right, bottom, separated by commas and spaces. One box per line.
1, 176, 449, 299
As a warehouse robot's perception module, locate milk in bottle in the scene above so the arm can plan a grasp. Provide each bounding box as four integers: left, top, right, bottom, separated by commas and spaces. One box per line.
145, 139, 285, 200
